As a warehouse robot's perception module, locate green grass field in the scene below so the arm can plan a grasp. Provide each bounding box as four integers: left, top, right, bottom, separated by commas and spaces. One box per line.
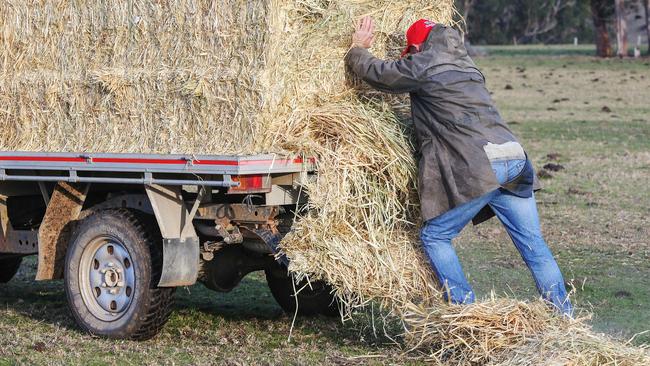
1, 45, 649, 365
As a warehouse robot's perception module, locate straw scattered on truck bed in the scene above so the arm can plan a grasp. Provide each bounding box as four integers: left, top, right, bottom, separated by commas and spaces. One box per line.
1, 0, 648, 364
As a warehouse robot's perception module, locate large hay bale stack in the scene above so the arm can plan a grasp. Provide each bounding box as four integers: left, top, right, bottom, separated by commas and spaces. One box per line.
1, 0, 271, 152
1, 1, 649, 364
0, 0, 451, 154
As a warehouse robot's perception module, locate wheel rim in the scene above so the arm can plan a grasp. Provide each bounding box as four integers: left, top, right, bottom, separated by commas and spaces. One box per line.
78, 235, 136, 322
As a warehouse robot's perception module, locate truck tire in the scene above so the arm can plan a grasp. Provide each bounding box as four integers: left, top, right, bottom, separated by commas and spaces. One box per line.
64, 209, 174, 340
265, 266, 340, 317
0, 257, 22, 283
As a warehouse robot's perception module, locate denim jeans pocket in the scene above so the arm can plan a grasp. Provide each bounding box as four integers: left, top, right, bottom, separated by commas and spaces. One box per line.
491, 159, 526, 185
491, 161, 508, 185
505, 159, 527, 184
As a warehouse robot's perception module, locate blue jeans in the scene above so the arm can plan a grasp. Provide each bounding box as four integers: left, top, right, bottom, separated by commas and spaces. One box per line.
420, 159, 573, 316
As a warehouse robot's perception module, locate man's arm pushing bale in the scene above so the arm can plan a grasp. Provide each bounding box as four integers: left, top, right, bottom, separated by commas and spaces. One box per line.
345, 16, 573, 316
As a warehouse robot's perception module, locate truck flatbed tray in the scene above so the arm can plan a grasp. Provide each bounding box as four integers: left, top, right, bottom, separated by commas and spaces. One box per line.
0, 152, 316, 187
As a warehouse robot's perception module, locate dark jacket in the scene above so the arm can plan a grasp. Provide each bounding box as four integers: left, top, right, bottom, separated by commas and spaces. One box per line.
344, 24, 540, 224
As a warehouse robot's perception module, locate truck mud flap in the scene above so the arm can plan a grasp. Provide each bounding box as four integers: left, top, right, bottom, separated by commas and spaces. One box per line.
36, 182, 89, 280
159, 237, 200, 287
145, 184, 200, 287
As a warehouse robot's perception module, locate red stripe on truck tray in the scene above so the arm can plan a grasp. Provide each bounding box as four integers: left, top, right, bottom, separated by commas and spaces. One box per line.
0, 155, 315, 166
93, 157, 192, 165
238, 159, 298, 165
236, 157, 316, 165
194, 160, 245, 166
195, 157, 315, 166
0, 156, 87, 163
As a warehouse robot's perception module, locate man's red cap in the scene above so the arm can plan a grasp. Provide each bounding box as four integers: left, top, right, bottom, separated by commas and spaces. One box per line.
402, 19, 436, 57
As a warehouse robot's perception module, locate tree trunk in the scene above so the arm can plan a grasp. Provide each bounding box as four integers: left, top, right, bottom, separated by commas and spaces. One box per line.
462, 0, 474, 22
517, 0, 575, 45
461, 0, 475, 39
615, 0, 628, 57
642, 0, 650, 55
590, 0, 613, 57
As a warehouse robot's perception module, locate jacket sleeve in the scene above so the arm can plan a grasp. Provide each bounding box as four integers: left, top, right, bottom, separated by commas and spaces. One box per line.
344, 47, 423, 94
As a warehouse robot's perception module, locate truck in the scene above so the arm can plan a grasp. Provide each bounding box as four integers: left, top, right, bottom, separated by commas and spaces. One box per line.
0, 151, 337, 340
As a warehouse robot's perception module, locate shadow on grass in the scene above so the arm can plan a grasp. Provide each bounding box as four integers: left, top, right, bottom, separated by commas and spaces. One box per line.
0, 259, 77, 331
172, 274, 404, 350
0, 259, 401, 351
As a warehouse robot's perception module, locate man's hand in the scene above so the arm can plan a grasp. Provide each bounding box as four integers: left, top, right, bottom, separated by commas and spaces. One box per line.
351, 16, 375, 49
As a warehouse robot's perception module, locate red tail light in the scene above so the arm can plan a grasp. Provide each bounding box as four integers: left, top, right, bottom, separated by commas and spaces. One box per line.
227, 174, 272, 194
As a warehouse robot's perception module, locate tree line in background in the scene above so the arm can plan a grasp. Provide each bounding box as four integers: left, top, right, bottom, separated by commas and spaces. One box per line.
456, 0, 650, 56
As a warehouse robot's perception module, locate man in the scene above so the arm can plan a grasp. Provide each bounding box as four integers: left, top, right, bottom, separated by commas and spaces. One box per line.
345, 17, 573, 316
